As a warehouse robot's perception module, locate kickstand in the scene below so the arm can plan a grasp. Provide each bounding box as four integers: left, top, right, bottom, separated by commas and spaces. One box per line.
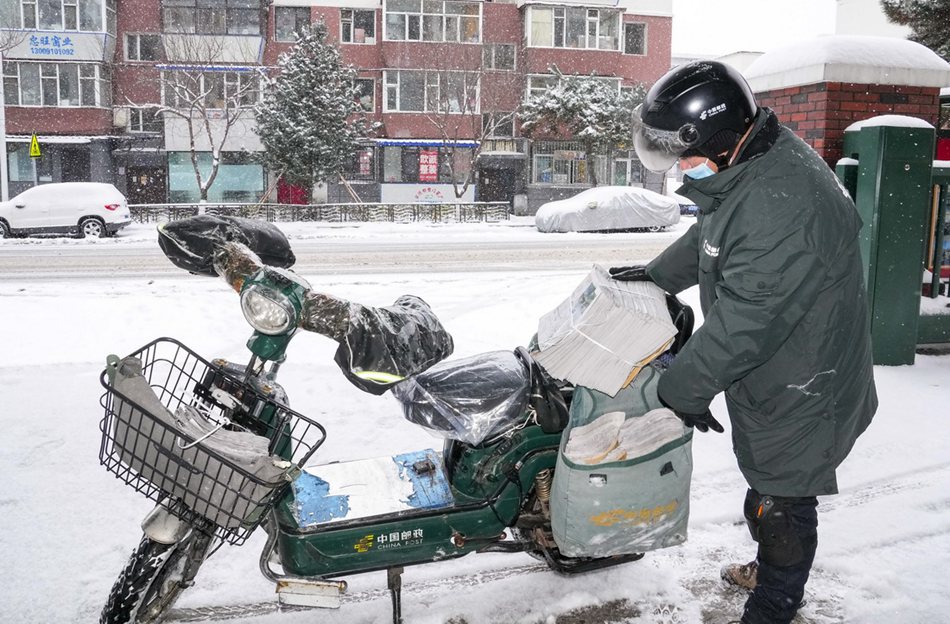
387, 567, 404, 624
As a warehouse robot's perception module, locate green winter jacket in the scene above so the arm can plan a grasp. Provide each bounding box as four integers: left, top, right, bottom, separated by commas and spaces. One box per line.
647, 109, 877, 497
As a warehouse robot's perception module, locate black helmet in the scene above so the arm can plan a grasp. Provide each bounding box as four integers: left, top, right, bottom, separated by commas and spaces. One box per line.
632, 61, 757, 172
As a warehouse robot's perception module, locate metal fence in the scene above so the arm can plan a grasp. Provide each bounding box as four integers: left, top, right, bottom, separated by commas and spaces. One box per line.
128, 202, 512, 224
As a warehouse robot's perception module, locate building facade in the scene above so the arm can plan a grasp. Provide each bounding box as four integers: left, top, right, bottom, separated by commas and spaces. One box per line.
2, 0, 673, 210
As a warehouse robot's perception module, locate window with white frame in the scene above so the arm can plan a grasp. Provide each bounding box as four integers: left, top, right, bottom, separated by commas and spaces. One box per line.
527, 6, 618, 50
129, 107, 164, 133
623, 22, 645, 55
125, 33, 162, 61
527, 73, 620, 100
384, 69, 478, 113
384, 0, 480, 43
11, 0, 104, 30
354, 77, 374, 112
341, 9, 375, 44
482, 43, 514, 71
275, 6, 309, 42
162, 70, 258, 109
482, 112, 513, 137
2, 61, 110, 107
162, 0, 263, 36
527, 74, 556, 99
532, 140, 608, 185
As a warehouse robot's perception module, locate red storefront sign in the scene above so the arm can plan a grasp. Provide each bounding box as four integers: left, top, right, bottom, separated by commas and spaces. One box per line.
419, 150, 439, 182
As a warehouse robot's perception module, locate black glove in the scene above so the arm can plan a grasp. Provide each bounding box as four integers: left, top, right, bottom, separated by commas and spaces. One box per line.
608, 265, 653, 282
658, 393, 724, 433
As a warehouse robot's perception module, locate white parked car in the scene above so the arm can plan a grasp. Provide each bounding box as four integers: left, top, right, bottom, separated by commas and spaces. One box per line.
535, 186, 681, 233
0, 182, 132, 239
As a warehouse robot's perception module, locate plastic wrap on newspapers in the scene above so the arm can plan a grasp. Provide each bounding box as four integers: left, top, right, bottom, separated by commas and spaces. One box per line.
391, 350, 529, 445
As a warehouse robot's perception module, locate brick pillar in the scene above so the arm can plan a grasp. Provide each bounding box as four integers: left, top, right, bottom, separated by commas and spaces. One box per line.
755, 82, 942, 168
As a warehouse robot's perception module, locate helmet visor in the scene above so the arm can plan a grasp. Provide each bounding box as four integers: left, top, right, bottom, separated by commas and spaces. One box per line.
631, 104, 693, 173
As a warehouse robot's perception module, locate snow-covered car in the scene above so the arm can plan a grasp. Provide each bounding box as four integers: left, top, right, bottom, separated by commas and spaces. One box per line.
535, 186, 681, 233
0, 182, 132, 239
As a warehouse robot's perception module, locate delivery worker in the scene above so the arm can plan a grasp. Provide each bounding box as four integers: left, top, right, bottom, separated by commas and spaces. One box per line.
609, 61, 877, 624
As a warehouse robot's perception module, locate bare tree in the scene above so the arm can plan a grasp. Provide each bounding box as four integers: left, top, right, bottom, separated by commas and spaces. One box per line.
154, 36, 261, 203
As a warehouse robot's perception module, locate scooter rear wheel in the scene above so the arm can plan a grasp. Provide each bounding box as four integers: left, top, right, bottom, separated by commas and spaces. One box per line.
100, 530, 212, 624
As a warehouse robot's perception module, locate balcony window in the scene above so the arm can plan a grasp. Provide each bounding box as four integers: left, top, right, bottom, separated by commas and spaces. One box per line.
384, 69, 477, 113
483, 43, 514, 71
623, 22, 646, 55
129, 107, 164, 133
275, 7, 309, 42
162, 69, 258, 108
126, 34, 162, 61
3, 61, 109, 107
527, 6, 619, 50
384, 0, 479, 43
16, 0, 102, 31
341, 9, 375, 44
162, 0, 263, 36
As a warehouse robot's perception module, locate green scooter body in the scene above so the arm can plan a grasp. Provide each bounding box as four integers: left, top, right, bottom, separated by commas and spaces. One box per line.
272, 424, 562, 578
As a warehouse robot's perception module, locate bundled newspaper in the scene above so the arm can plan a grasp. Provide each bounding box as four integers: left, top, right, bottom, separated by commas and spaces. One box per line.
534, 265, 676, 396
563, 408, 684, 465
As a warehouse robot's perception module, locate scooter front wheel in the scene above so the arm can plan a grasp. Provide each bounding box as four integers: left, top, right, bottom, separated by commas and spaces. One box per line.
100, 530, 213, 624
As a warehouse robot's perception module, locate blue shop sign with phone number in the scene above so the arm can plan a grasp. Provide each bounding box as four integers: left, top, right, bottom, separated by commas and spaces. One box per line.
29, 34, 75, 57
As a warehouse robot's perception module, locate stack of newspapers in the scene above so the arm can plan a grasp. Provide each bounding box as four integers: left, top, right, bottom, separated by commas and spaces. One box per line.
563, 408, 685, 465
534, 265, 676, 396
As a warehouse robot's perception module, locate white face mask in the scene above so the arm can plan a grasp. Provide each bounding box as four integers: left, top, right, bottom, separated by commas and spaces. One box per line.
682, 158, 716, 180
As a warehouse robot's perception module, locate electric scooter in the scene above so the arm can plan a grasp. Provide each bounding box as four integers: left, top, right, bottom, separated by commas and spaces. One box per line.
98, 242, 693, 624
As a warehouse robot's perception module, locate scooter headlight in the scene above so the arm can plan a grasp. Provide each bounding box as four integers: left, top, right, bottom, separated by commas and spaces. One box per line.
240, 285, 297, 335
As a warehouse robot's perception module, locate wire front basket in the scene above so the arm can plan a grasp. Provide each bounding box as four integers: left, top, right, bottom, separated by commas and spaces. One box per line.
99, 338, 326, 546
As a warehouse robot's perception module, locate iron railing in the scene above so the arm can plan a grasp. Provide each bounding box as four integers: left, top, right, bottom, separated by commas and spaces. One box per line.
129, 202, 512, 224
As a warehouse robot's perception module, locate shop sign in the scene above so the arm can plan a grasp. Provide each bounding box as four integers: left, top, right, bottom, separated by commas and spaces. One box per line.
419, 150, 439, 183
380, 183, 474, 203
8, 31, 109, 61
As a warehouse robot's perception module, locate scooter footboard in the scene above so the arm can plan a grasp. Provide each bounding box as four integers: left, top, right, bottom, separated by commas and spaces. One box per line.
293, 450, 455, 527
271, 445, 558, 577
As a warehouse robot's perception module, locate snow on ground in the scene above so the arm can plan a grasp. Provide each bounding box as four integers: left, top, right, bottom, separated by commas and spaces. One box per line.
0, 220, 948, 624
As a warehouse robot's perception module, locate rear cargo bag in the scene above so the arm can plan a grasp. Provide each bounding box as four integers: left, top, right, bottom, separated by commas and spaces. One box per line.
550, 364, 693, 557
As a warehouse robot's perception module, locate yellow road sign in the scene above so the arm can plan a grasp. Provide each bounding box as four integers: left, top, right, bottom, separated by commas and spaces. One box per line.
29, 134, 41, 158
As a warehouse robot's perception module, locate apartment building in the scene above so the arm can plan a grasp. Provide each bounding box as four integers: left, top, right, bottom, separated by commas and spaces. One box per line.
2, 0, 673, 210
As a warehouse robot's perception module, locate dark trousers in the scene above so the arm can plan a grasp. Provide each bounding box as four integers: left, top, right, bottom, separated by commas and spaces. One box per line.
741, 490, 819, 624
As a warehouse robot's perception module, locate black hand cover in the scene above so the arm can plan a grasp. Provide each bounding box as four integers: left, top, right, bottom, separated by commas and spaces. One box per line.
658, 392, 724, 433
608, 265, 653, 282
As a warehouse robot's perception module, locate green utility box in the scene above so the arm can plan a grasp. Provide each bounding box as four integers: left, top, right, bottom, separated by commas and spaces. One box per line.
839, 122, 935, 365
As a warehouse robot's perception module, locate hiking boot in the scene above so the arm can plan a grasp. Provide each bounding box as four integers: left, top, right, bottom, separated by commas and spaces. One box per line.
720, 559, 758, 592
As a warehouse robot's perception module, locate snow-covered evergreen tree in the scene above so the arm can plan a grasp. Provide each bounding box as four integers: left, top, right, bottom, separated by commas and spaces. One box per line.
520, 70, 645, 186
254, 22, 370, 191
881, 0, 950, 61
